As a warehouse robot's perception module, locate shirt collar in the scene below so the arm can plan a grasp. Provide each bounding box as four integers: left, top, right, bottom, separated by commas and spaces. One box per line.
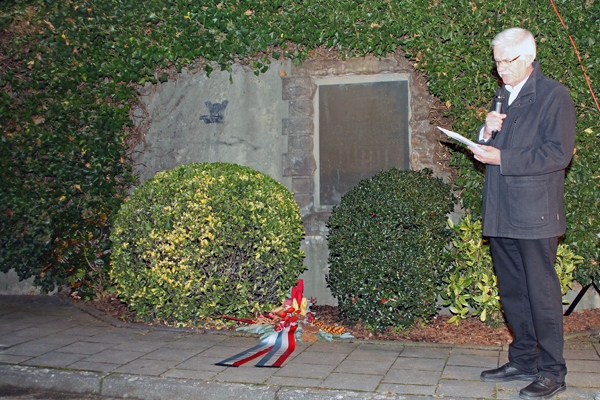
504, 75, 530, 105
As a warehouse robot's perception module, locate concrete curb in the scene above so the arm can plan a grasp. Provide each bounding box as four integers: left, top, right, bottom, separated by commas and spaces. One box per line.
275, 387, 410, 399
101, 374, 278, 400
0, 364, 412, 400
0, 365, 106, 395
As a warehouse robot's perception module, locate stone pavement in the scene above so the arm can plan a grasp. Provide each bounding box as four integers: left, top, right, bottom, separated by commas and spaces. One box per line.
0, 295, 599, 400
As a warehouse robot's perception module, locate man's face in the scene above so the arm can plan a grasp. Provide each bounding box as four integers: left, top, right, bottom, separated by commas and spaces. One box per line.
493, 45, 534, 87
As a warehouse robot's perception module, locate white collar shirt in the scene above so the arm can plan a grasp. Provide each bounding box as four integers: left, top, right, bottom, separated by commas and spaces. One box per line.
504, 75, 530, 106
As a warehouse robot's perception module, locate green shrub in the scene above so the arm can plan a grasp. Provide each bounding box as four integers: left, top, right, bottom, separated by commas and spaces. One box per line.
326, 168, 456, 332
443, 215, 583, 327
110, 162, 305, 324
442, 215, 502, 326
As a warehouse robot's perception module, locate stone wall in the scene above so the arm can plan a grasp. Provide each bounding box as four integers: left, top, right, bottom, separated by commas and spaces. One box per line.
284, 53, 451, 238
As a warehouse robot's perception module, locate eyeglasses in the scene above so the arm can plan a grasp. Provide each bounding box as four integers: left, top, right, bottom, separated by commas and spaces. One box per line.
495, 55, 521, 67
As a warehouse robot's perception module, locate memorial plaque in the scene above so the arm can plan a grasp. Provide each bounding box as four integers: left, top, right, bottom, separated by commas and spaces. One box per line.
319, 80, 410, 206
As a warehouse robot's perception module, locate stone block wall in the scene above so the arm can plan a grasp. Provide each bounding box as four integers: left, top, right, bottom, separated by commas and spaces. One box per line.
282, 52, 451, 237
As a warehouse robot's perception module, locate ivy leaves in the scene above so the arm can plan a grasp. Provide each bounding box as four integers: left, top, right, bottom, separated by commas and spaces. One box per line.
1, 0, 599, 297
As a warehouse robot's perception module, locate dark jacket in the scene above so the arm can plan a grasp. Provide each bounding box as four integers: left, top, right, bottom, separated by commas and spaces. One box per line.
477, 62, 576, 239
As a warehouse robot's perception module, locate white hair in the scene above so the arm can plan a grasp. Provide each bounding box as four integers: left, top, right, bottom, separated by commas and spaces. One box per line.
492, 27, 537, 59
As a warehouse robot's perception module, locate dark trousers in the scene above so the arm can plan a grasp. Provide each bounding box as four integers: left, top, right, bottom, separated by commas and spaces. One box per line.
490, 237, 566, 383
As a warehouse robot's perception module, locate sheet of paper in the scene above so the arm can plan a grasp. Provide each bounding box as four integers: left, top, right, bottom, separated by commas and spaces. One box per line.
437, 126, 485, 150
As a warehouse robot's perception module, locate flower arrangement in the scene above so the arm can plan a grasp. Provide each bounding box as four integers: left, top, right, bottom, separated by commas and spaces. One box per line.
233, 279, 354, 342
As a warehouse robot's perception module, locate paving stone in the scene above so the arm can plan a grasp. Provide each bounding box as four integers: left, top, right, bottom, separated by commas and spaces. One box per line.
216, 336, 263, 348
558, 386, 600, 400
497, 388, 522, 400
282, 345, 309, 363
54, 340, 115, 355
302, 341, 358, 354
9, 326, 64, 338
274, 362, 335, 379
212, 365, 276, 384
134, 330, 187, 342
436, 378, 496, 398
37, 320, 82, 330
161, 368, 220, 380
564, 340, 597, 351
354, 343, 403, 353
346, 346, 401, 362
565, 359, 600, 372
335, 359, 394, 375
196, 345, 253, 359
0, 334, 34, 347
266, 376, 324, 387
564, 349, 600, 360
0, 354, 32, 364
31, 335, 88, 347
319, 372, 382, 391
382, 369, 441, 385
87, 331, 140, 344
399, 346, 451, 359
9, 315, 59, 325
83, 349, 145, 364
174, 355, 229, 372
452, 348, 501, 357
377, 383, 436, 396
441, 364, 485, 380
68, 360, 120, 372
142, 346, 202, 362
565, 372, 600, 388
163, 335, 227, 349
390, 356, 446, 371
21, 351, 86, 368
289, 350, 348, 365
58, 326, 112, 337
115, 358, 178, 376
446, 354, 498, 368
111, 340, 165, 353
3, 294, 599, 399
3, 328, 42, 339
0, 340, 65, 357
0, 325, 26, 336
497, 379, 533, 391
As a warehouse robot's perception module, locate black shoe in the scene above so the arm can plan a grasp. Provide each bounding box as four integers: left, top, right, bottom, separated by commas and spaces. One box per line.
519, 375, 566, 399
480, 363, 538, 382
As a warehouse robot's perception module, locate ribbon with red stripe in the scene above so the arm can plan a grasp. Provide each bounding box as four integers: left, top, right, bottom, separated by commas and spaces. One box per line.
216, 324, 297, 368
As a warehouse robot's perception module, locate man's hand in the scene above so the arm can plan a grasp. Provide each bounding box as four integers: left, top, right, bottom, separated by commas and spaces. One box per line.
469, 144, 501, 165
483, 111, 507, 139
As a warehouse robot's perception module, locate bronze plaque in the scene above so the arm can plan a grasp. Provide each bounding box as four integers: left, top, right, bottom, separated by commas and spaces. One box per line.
319, 80, 409, 206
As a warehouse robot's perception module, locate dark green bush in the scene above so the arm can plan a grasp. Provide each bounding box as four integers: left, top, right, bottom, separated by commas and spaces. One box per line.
110, 162, 305, 324
326, 168, 456, 332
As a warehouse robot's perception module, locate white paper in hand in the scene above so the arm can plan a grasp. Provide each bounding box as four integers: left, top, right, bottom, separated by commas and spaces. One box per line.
437, 126, 485, 151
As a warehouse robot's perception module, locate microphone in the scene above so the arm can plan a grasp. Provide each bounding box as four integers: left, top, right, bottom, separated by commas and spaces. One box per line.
491, 95, 504, 139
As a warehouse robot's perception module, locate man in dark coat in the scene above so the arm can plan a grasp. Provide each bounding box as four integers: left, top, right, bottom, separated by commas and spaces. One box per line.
469, 27, 576, 400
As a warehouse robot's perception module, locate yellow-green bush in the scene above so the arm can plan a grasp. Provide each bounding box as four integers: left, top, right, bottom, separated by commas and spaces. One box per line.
442, 215, 582, 327
110, 162, 305, 324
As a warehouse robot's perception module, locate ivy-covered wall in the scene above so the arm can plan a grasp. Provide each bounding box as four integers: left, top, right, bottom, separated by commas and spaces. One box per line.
1, 0, 599, 297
